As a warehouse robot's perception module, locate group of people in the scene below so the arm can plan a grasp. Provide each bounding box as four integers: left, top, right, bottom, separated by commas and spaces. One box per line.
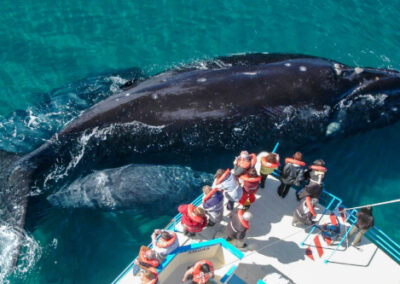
135, 150, 374, 284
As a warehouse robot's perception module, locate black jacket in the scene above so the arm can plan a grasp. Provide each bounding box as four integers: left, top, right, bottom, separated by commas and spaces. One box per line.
280, 163, 304, 186
356, 208, 374, 230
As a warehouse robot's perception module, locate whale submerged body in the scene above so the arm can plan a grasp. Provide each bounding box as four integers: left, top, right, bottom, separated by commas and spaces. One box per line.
1, 53, 400, 270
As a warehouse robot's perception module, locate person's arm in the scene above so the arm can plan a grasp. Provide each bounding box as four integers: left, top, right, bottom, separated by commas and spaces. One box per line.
305, 196, 316, 217
182, 267, 194, 282
294, 169, 305, 186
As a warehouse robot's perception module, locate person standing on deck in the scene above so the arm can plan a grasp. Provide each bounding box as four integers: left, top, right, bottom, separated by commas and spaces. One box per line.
232, 150, 257, 177
201, 185, 224, 226
226, 209, 252, 248
292, 196, 318, 227
259, 153, 280, 188
213, 169, 243, 210
182, 259, 214, 284
238, 168, 261, 209
178, 204, 208, 237
349, 206, 374, 246
151, 229, 179, 260
278, 152, 306, 198
296, 159, 327, 201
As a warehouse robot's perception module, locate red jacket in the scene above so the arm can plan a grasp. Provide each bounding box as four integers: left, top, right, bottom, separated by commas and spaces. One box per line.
178, 204, 208, 233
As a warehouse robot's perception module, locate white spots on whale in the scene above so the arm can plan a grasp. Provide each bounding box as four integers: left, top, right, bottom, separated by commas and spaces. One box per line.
326, 122, 341, 136
242, 72, 257, 76
354, 67, 364, 74
333, 63, 342, 75
284, 63, 291, 67
152, 93, 159, 100
197, 77, 207, 83
299, 66, 307, 72
115, 98, 120, 102
125, 92, 131, 97
233, 127, 242, 132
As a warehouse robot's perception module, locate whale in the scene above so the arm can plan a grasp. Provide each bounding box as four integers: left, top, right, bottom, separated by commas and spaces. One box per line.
1, 53, 400, 271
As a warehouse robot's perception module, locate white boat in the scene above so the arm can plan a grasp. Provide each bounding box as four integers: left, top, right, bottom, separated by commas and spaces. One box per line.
112, 144, 400, 284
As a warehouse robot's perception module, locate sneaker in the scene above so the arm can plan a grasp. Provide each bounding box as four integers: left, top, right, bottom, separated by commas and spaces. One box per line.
207, 221, 215, 227
226, 237, 233, 242
242, 243, 248, 248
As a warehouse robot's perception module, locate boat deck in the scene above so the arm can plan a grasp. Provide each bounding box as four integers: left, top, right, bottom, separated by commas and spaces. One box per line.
115, 174, 400, 284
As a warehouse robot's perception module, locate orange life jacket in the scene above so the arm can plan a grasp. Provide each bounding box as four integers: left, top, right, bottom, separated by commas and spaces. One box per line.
192, 260, 214, 284
285, 157, 306, 167
309, 165, 327, 172
157, 232, 177, 248
240, 174, 261, 193
139, 250, 160, 268
238, 209, 250, 229
261, 156, 280, 168
236, 153, 257, 169
305, 196, 316, 217
203, 169, 230, 203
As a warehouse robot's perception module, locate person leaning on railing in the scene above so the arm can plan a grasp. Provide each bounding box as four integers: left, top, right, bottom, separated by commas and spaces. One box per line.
349, 207, 374, 246
151, 229, 179, 261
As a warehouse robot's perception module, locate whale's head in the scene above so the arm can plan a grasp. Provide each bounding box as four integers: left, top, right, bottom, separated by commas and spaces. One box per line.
326, 67, 400, 136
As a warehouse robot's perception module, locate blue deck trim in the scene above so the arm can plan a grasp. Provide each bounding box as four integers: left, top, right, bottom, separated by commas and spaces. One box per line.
257, 280, 266, 284
220, 265, 237, 283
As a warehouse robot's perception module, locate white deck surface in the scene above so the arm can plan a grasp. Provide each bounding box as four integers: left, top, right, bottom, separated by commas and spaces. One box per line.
117, 175, 400, 284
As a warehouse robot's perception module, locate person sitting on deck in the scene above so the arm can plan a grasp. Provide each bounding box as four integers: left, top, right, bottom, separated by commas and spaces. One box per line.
136, 246, 160, 269
292, 196, 318, 227
151, 229, 179, 260
296, 159, 327, 201
178, 204, 208, 237
259, 153, 280, 188
226, 209, 252, 248
278, 152, 306, 198
141, 267, 158, 284
213, 168, 243, 211
202, 185, 224, 226
238, 168, 261, 210
182, 259, 214, 284
348, 206, 374, 246
232, 150, 257, 177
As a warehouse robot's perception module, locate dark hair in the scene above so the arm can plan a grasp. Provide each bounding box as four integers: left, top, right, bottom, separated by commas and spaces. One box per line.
266, 153, 278, 163
248, 168, 258, 177
313, 159, 326, 167
214, 169, 225, 179
161, 231, 172, 240
293, 152, 303, 161
143, 269, 156, 280
200, 263, 211, 273
360, 206, 373, 215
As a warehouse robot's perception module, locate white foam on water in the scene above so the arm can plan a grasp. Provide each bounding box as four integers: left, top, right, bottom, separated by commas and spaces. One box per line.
0, 224, 41, 282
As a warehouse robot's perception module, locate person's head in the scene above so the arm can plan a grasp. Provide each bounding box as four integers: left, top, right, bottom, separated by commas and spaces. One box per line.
214, 169, 225, 179
240, 151, 249, 159
242, 211, 252, 221
161, 231, 172, 241
248, 168, 258, 177
144, 250, 156, 260
141, 269, 156, 283
313, 159, 326, 167
194, 207, 205, 217
293, 152, 303, 161
202, 185, 212, 195
360, 206, 373, 215
200, 263, 211, 273
266, 153, 278, 164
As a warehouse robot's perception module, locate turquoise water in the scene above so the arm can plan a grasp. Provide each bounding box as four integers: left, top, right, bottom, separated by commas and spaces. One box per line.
1, 0, 400, 282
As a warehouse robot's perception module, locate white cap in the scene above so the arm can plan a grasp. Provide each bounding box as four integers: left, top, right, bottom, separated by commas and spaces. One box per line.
242, 211, 252, 221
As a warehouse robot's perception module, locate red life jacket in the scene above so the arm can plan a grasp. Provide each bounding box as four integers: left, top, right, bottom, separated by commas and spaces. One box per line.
240, 174, 261, 193
157, 232, 177, 248
139, 250, 160, 268
192, 260, 214, 284
203, 169, 230, 203
187, 204, 204, 223
179, 204, 207, 232
309, 165, 327, 172
238, 209, 250, 229
285, 157, 306, 167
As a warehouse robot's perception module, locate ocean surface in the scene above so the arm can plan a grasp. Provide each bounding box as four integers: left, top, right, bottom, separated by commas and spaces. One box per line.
0, 0, 399, 283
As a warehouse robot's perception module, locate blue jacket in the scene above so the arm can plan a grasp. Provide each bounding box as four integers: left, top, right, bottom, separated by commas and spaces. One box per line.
203, 191, 224, 213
